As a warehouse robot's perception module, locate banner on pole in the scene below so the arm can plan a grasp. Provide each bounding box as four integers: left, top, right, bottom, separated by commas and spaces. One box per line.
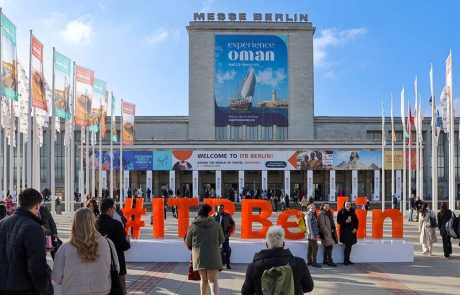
306, 170, 313, 198
216, 170, 222, 197
192, 170, 198, 198
1, 13, 18, 101
396, 170, 402, 200
238, 170, 245, 196
384, 149, 417, 170
284, 170, 290, 198
31, 35, 47, 111
89, 79, 106, 132
261, 170, 268, 191
146, 170, 152, 192
169, 170, 175, 195
122, 101, 135, 145
351, 170, 358, 200
111, 94, 117, 142
53, 51, 72, 120
373, 170, 380, 201
75, 65, 94, 126
123, 170, 129, 198
329, 170, 336, 201
100, 91, 108, 137
101, 170, 107, 189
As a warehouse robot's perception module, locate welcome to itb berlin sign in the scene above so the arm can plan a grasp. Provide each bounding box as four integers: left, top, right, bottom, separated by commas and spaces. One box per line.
193, 12, 309, 22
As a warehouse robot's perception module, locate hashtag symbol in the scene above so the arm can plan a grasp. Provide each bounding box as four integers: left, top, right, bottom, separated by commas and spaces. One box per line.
122, 198, 146, 238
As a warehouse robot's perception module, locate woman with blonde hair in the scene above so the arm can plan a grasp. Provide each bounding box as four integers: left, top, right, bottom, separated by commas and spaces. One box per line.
52, 208, 119, 295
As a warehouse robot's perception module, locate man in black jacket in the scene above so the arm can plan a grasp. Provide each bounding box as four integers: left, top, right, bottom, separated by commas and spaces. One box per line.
242, 225, 314, 295
214, 204, 235, 269
96, 198, 131, 295
0, 188, 52, 295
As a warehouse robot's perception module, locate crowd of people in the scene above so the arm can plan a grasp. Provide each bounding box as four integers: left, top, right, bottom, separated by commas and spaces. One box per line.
0, 187, 459, 295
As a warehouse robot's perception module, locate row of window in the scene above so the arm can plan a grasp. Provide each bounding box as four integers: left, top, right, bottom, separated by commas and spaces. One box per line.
216, 125, 288, 140
367, 130, 421, 142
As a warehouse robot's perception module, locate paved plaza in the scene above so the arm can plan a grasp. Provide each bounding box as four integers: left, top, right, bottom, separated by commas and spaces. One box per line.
50, 208, 460, 295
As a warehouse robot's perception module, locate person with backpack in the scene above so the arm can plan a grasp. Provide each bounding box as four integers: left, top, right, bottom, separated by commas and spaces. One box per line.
437, 203, 453, 259
241, 225, 314, 294
305, 203, 321, 268
317, 202, 338, 267
418, 202, 437, 255
337, 201, 359, 265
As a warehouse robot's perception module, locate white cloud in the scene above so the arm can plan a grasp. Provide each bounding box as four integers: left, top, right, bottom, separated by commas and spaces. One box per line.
216, 70, 236, 84
145, 27, 180, 47
255, 68, 287, 88
59, 15, 93, 45
314, 27, 366, 68
201, 0, 214, 13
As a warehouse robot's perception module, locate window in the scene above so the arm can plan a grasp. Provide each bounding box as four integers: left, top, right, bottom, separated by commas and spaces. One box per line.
247, 126, 258, 140
261, 126, 273, 140
276, 126, 288, 140
230, 126, 242, 140
215, 126, 227, 140
367, 131, 382, 140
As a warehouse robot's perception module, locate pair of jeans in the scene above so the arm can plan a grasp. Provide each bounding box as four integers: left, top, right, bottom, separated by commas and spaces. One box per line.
344, 244, 353, 263
307, 239, 318, 264
409, 208, 414, 221
221, 237, 231, 265
323, 245, 333, 263
442, 234, 452, 257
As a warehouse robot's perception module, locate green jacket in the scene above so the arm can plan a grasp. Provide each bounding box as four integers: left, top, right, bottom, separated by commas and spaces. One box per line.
186, 216, 225, 270
261, 264, 295, 295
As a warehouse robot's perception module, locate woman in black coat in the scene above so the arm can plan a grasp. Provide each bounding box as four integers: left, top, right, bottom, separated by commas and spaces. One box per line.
337, 201, 358, 265
437, 202, 453, 258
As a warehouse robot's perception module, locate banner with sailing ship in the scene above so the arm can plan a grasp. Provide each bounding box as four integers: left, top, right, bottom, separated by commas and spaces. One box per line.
122, 101, 135, 145
1, 13, 18, 101
53, 51, 72, 120
74, 65, 94, 126
214, 35, 288, 126
89, 78, 106, 132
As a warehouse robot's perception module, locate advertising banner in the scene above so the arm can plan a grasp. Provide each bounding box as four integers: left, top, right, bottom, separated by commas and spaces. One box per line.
122, 101, 135, 145
171, 150, 297, 171
100, 91, 108, 137
152, 151, 172, 170
169, 170, 175, 194
384, 149, 416, 170
332, 151, 381, 170
111, 94, 117, 142
284, 170, 290, 197
31, 35, 47, 111
373, 170, 380, 201
53, 51, 72, 120
146, 170, 152, 191
214, 35, 288, 125
297, 151, 334, 170
396, 170, 402, 200
216, 170, 222, 197
261, 170, 268, 191
75, 65, 94, 126
123, 170, 129, 198
192, 170, 199, 198
329, 170, 336, 201
351, 170, 358, 200
93, 151, 153, 170
1, 13, 17, 101
89, 79, 106, 132
306, 170, 313, 198
238, 170, 245, 196
101, 170, 107, 189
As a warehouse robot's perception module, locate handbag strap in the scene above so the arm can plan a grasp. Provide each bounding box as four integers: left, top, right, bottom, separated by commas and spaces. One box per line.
104, 237, 116, 272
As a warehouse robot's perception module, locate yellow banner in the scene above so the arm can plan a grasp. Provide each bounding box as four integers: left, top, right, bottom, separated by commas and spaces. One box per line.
384, 150, 416, 170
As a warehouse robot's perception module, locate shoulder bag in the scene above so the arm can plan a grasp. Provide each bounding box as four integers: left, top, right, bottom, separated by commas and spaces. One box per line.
105, 237, 124, 295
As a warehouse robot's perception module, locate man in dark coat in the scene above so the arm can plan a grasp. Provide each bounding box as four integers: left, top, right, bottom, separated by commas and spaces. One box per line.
214, 204, 235, 269
242, 226, 314, 294
96, 198, 131, 295
0, 188, 52, 294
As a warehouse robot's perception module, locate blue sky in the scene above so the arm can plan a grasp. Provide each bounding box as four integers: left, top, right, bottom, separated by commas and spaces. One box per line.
2, 0, 459, 117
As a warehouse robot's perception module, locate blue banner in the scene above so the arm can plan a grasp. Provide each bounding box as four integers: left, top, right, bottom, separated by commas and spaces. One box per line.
93, 151, 153, 170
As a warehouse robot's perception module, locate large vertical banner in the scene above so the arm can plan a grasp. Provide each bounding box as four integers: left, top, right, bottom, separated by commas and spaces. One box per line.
329, 170, 336, 201
53, 51, 72, 120
261, 170, 268, 191
146, 170, 152, 192
75, 66, 94, 126
1, 13, 17, 101
373, 170, 380, 201
284, 170, 290, 197
214, 35, 288, 125
111, 94, 117, 142
123, 170, 129, 198
101, 171, 107, 189
100, 91, 108, 137
192, 170, 199, 198
351, 170, 358, 200
215, 170, 222, 197
122, 101, 135, 145
396, 170, 402, 200
31, 35, 46, 110
89, 79, 106, 132
238, 170, 245, 197
169, 170, 175, 195
306, 170, 313, 198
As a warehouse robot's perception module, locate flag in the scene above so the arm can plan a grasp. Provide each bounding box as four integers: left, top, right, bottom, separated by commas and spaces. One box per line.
111, 93, 117, 142
408, 106, 413, 147
440, 87, 449, 133
122, 101, 135, 146
89, 78, 106, 132
74, 65, 94, 127
100, 90, 108, 138
1, 13, 18, 101
414, 77, 418, 132
436, 110, 442, 145
31, 35, 47, 111
53, 50, 72, 120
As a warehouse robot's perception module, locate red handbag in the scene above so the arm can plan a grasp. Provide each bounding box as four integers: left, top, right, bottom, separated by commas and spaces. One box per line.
188, 257, 201, 281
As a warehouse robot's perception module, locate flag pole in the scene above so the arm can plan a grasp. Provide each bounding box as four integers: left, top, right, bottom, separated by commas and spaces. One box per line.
401, 86, 406, 214
382, 101, 385, 211
98, 98, 102, 200
92, 131, 95, 198
27, 30, 32, 189
414, 76, 420, 200
50, 47, 56, 215
0, 8, 3, 200
110, 92, 114, 200
86, 126, 89, 196
70, 62, 76, 215
447, 50, 455, 210
120, 99, 123, 207
430, 64, 438, 212
418, 96, 424, 201
391, 94, 395, 198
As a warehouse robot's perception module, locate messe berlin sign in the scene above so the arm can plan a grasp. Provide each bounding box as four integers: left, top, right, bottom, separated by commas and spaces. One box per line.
193, 12, 309, 22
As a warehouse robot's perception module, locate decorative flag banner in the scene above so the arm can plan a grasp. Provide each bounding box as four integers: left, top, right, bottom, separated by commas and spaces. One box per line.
111, 93, 117, 142
31, 35, 47, 111
436, 110, 442, 146
122, 101, 135, 145
100, 90, 108, 137
89, 78, 106, 132
1, 13, 18, 101
53, 51, 72, 120
408, 106, 413, 147
74, 65, 94, 126
440, 87, 449, 133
